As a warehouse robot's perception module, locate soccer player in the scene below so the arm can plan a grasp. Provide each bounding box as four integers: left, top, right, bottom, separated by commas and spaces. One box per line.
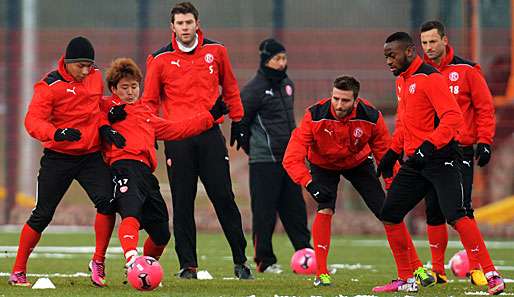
9, 36, 126, 287
420, 20, 496, 286
240, 38, 312, 274
375, 32, 504, 295
101, 57, 225, 271
141, 2, 252, 279
283, 76, 431, 287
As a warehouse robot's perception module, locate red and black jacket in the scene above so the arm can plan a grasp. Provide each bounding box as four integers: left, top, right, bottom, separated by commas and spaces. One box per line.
25, 57, 107, 155
390, 56, 463, 157
141, 29, 243, 122
283, 98, 391, 187
100, 96, 213, 172
424, 45, 495, 146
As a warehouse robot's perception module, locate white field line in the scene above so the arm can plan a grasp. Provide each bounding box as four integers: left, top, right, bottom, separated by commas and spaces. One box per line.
330, 263, 373, 270
2, 238, 511, 254
0, 253, 73, 258
0, 272, 89, 278
428, 263, 514, 272
0, 246, 125, 253
337, 239, 514, 250
0, 225, 93, 233
464, 292, 514, 295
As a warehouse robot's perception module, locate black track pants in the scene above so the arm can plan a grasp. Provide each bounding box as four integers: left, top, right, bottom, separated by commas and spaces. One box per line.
164, 125, 247, 269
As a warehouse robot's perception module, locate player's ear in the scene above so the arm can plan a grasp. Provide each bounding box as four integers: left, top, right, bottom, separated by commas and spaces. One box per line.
170, 22, 175, 33
405, 45, 415, 58
195, 19, 200, 31
442, 35, 449, 46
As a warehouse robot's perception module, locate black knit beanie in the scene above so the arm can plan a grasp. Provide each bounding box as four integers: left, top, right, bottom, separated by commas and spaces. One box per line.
64, 36, 95, 64
259, 38, 286, 67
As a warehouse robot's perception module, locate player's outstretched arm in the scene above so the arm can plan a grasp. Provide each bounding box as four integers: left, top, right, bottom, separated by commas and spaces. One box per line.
153, 111, 214, 142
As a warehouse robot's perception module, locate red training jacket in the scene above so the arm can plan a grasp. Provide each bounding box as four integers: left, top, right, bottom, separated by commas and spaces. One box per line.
423, 45, 495, 146
390, 56, 464, 157
141, 29, 243, 123
25, 56, 107, 155
100, 95, 214, 172
283, 98, 391, 187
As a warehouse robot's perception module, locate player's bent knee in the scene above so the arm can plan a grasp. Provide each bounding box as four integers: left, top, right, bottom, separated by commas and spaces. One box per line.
426, 216, 446, 226
155, 229, 171, 246
151, 230, 171, 246
145, 222, 171, 246
379, 210, 403, 224
95, 200, 116, 215
446, 213, 468, 228
27, 216, 52, 233
119, 211, 141, 221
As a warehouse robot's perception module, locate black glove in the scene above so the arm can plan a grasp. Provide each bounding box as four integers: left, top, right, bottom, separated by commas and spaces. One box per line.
54, 128, 81, 142
306, 182, 334, 203
408, 140, 435, 170
475, 143, 492, 167
376, 149, 400, 178
241, 139, 250, 155
230, 120, 249, 150
108, 104, 127, 124
100, 125, 126, 149
209, 96, 229, 121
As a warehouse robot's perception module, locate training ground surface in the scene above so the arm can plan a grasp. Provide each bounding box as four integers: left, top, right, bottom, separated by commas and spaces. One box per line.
0, 231, 513, 297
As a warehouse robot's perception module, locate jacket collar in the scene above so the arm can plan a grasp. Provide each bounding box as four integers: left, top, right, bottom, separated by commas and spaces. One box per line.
57, 56, 76, 82
400, 55, 423, 79
257, 66, 287, 85
423, 45, 454, 70
108, 94, 123, 105
171, 29, 204, 53
109, 94, 142, 106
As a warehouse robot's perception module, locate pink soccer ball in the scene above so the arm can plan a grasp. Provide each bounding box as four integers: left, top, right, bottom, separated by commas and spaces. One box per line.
127, 256, 163, 291
449, 250, 470, 278
290, 248, 317, 275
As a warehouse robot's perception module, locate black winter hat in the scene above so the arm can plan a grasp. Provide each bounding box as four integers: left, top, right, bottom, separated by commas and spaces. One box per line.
64, 36, 95, 64
259, 38, 286, 67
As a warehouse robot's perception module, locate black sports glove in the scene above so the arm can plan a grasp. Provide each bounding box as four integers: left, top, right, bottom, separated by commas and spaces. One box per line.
408, 140, 435, 170
475, 143, 492, 167
108, 104, 127, 124
209, 96, 229, 121
306, 182, 334, 203
100, 125, 126, 149
54, 128, 82, 142
376, 149, 400, 178
241, 139, 250, 155
230, 120, 249, 151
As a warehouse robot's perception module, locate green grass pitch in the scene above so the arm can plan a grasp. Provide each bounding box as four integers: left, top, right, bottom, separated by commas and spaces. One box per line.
0, 231, 512, 296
